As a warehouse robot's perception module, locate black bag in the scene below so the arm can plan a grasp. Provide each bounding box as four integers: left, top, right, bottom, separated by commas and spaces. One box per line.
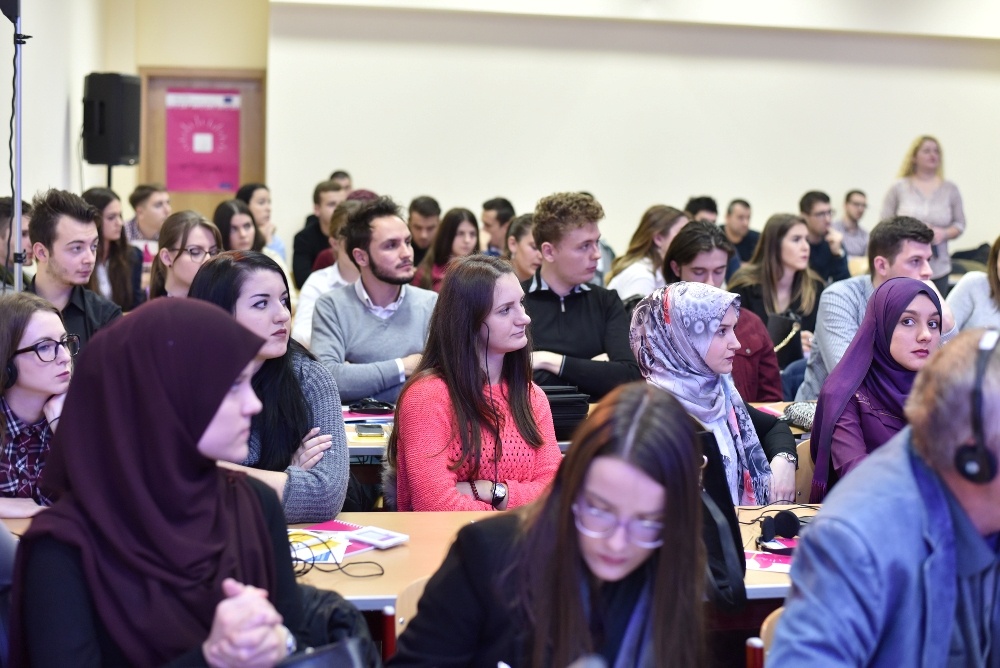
766, 312, 803, 369
698, 431, 747, 612
294, 584, 381, 666
276, 638, 380, 668
541, 385, 591, 441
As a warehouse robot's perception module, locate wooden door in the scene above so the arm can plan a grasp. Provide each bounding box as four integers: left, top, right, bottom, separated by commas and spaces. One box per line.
139, 68, 265, 218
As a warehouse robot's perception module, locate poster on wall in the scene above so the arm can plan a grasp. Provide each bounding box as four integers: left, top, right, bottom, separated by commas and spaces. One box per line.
165, 89, 241, 192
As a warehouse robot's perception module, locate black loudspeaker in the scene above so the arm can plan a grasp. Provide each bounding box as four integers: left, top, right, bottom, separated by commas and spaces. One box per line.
955, 329, 1000, 484
82, 73, 141, 166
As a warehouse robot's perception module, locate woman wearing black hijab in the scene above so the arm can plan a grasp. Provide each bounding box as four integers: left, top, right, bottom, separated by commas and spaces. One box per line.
10, 299, 303, 667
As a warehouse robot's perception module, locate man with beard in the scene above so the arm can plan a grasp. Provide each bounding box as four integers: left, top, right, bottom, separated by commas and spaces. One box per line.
27, 189, 121, 348
311, 196, 437, 402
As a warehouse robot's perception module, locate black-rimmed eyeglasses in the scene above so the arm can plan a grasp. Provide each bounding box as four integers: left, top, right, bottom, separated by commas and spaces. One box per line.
174, 246, 221, 262
11, 334, 81, 363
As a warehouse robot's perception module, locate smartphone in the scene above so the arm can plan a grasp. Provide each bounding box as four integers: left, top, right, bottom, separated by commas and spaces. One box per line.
356, 424, 385, 438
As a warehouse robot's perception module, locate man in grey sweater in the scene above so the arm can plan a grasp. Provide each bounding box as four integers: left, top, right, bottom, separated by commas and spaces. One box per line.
797, 216, 954, 400
311, 196, 437, 403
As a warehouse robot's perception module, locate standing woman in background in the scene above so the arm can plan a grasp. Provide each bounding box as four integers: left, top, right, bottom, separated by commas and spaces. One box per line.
503, 213, 542, 282
390, 383, 705, 667
727, 213, 825, 378
606, 205, 689, 300
189, 251, 349, 522
412, 207, 480, 292
148, 211, 222, 299
83, 188, 144, 311
235, 184, 298, 310
388, 255, 561, 511
881, 135, 966, 296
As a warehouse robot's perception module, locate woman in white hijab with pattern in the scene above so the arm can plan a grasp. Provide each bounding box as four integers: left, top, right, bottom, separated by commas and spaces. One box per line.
629, 282, 797, 504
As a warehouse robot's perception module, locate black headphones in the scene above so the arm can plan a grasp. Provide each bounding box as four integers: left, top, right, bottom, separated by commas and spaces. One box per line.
3, 360, 15, 390
758, 510, 801, 544
954, 329, 1000, 484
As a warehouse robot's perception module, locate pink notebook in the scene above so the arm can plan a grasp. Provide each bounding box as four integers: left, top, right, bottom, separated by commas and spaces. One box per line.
305, 519, 373, 557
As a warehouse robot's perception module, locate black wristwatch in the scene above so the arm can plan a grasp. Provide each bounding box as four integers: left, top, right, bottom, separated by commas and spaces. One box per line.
491, 482, 507, 509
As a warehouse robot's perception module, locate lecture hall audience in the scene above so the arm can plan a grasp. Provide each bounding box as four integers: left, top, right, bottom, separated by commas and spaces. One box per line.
387, 254, 560, 512
630, 282, 796, 505
809, 277, 942, 501
391, 382, 706, 667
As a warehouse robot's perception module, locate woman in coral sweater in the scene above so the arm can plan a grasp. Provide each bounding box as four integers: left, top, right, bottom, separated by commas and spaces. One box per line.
386, 254, 561, 511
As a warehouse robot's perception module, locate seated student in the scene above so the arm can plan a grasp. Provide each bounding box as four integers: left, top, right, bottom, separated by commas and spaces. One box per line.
123, 184, 171, 283
799, 190, 850, 284
481, 197, 515, 257
236, 182, 286, 261
0, 293, 75, 518
769, 329, 1000, 667
810, 277, 941, 501
503, 213, 542, 282
630, 282, 796, 504
387, 255, 560, 512
663, 220, 783, 402
390, 382, 706, 667
605, 205, 688, 300
407, 195, 441, 268
721, 198, 759, 263
292, 180, 347, 289
412, 207, 480, 292
796, 216, 956, 400
27, 189, 121, 348
189, 251, 349, 522
83, 188, 145, 312
1, 197, 32, 288
524, 192, 642, 400
947, 232, 1000, 331
727, 213, 825, 388
148, 211, 222, 299
292, 200, 362, 348
311, 196, 437, 403
10, 299, 303, 666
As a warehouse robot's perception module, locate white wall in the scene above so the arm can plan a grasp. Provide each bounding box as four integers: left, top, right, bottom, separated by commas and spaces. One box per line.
267, 3, 1000, 254
0, 0, 107, 199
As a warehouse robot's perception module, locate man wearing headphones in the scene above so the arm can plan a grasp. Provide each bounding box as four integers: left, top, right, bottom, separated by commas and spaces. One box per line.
770, 328, 1000, 667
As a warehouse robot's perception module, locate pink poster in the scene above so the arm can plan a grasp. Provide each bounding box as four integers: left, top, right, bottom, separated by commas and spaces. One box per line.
165, 89, 241, 192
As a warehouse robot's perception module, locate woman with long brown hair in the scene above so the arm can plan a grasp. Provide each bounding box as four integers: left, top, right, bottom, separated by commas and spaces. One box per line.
386, 254, 560, 511
391, 382, 706, 667
606, 205, 689, 300
83, 188, 144, 311
148, 211, 223, 299
412, 207, 480, 292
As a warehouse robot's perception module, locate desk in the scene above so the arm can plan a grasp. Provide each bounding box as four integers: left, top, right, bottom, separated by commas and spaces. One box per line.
295, 511, 492, 611
738, 505, 818, 600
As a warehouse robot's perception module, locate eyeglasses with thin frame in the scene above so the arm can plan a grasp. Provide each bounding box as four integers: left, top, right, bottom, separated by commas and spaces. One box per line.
572, 497, 664, 548
173, 246, 220, 262
11, 334, 81, 363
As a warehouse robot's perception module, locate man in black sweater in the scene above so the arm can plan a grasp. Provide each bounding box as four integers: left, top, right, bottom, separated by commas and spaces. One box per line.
800, 190, 850, 284
522, 192, 641, 400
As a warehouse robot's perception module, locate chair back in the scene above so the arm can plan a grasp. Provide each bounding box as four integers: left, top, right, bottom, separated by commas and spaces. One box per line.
395, 576, 430, 637
795, 439, 814, 503
760, 605, 784, 652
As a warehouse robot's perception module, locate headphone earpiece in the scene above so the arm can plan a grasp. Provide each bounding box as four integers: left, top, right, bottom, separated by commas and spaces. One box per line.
3, 360, 16, 390
759, 510, 800, 543
955, 329, 1000, 484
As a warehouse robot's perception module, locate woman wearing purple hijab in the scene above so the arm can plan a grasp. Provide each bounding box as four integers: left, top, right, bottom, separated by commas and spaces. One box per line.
810, 277, 942, 502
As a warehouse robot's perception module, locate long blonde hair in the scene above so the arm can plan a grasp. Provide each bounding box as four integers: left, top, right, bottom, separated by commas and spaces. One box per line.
898, 135, 944, 178
607, 205, 687, 282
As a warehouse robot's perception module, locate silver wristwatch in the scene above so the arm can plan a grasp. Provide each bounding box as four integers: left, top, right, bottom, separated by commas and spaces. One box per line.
774, 452, 798, 469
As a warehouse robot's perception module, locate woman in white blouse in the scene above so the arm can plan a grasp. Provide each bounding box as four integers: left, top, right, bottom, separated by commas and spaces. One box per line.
605, 206, 688, 301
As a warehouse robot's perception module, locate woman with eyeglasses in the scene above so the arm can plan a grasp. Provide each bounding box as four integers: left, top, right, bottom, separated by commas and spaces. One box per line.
149, 211, 223, 299
391, 382, 705, 667
0, 292, 78, 518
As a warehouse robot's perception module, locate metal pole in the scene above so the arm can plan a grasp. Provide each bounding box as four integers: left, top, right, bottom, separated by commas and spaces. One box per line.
12, 16, 23, 292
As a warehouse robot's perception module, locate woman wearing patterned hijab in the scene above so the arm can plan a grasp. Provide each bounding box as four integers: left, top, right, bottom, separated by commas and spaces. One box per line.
630, 282, 797, 504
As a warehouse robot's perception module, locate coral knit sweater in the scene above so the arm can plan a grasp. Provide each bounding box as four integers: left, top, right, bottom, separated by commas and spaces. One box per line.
395, 375, 561, 511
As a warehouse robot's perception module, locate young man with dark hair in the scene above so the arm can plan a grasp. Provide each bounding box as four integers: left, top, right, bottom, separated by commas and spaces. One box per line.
310, 196, 437, 402
773, 329, 1000, 666
408, 196, 441, 267
523, 192, 641, 400
481, 197, 516, 256
721, 199, 758, 262
329, 170, 352, 193
1, 198, 32, 287
796, 216, 956, 400
799, 190, 850, 284
27, 189, 121, 348
832, 189, 870, 258
124, 184, 171, 242
684, 195, 718, 223
292, 180, 347, 288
